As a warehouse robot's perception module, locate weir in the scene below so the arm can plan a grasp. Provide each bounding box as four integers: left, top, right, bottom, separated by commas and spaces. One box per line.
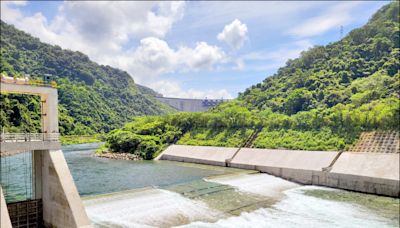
158, 144, 400, 197
0, 82, 91, 227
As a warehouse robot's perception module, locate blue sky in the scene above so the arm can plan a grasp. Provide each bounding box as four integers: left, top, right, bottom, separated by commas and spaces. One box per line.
1, 1, 389, 98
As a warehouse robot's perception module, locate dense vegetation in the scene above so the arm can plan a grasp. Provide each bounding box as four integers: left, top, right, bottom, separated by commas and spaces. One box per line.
104, 2, 399, 159
105, 97, 399, 158
177, 128, 254, 147
0, 21, 173, 135
60, 134, 103, 145
239, 3, 399, 113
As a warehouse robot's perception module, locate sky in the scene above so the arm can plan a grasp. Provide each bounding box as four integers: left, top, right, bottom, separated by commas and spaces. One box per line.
0, 1, 390, 99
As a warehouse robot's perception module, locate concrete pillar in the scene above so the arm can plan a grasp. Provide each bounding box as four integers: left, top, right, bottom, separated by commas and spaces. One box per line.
0, 186, 12, 228
41, 91, 59, 134
41, 150, 91, 227
32, 150, 43, 199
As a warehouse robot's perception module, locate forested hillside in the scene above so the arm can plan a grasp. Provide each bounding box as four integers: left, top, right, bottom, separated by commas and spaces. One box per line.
0, 21, 173, 135
104, 2, 399, 159
239, 2, 399, 114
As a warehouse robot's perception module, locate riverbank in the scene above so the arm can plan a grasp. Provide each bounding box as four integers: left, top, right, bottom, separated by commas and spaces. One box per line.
94, 152, 142, 160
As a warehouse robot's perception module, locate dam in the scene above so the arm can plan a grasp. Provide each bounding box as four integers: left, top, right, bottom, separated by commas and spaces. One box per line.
155, 96, 229, 112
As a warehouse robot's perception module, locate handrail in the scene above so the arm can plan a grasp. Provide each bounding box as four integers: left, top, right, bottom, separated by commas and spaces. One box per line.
0, 78, 57, 88
0, 133, 60, 142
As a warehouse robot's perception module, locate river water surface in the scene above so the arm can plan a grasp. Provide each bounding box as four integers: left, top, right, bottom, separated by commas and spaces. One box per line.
1, 143, 399, 227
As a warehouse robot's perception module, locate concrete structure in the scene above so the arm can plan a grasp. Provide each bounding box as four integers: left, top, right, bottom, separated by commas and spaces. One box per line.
158, 145, 238, 166
156, 96, 228, 112
1, 133, 60, 156
1, 83, 59, 134
158, 145, 400, 197
37, 150, 91, 227
229, 148, 339, 171
1, 187, 12, 228
323, 152, 400, 196
0, 82, 91, 227
330, 152, 399, 180
229, 148, 341, 185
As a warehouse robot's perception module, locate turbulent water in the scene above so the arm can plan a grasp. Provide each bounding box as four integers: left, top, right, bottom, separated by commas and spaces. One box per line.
1, 143, 399, 227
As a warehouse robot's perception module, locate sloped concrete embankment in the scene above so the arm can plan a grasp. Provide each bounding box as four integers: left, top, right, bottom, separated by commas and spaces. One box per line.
324, 152, 399, 197
158, 145, 399, 197
158, 145, 238, 166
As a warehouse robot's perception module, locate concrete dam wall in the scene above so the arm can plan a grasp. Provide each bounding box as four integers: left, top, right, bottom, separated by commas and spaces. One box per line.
156, 97, 228, 112
158, 145, 400, 197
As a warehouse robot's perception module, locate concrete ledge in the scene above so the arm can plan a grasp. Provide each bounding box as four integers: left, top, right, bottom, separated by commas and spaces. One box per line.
159, 145, 238, 166
325, 173, 399, 197
0, 141, 61, 156
230, 148, 339, 171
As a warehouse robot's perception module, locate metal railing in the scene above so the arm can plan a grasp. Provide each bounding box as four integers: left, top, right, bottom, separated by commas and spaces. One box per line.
0, 133, 59, 142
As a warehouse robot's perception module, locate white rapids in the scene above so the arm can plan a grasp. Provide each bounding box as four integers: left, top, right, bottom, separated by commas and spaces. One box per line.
179, 186, 395, 228
84, 173, 398, 228
84, 188, 222, 228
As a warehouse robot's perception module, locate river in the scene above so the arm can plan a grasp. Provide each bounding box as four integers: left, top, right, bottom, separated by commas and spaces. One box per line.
1, 143, 399, 227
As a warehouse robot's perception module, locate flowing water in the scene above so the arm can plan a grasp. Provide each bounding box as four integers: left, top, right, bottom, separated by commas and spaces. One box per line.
1, 143, 399, 227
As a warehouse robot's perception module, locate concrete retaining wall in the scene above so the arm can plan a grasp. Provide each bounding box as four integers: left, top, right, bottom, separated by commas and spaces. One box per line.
159, 145, 238, 166
230, 148, 339, 171
158, 145, 399, 197
229, 148, 341, 186
156, 97, 226, 112
325, 152, 400, 196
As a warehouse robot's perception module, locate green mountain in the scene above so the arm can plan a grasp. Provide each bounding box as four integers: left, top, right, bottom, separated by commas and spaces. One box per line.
239, 2, 399, 114
103, 2, 399, 159
0, 21, 173, 135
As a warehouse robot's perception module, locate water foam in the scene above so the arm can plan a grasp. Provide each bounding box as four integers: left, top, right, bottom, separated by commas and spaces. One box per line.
205, 173, 299, 198
84, 188, 223, 227
179, 186, 396, 228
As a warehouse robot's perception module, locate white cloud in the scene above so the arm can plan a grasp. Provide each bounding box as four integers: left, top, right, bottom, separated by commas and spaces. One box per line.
1, 1, 186, 61
0, 1, 226, 82
217, 19, 248, 50
151, 80, 233, 99
0, 1, 232, 99
178, 42, 226, 69
288, 2, 361, 38
108, 38, 226, 84
59, 1, 184, 42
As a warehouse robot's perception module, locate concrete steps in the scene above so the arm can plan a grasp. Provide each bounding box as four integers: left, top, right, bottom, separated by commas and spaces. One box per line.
242, 128, 262, 148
